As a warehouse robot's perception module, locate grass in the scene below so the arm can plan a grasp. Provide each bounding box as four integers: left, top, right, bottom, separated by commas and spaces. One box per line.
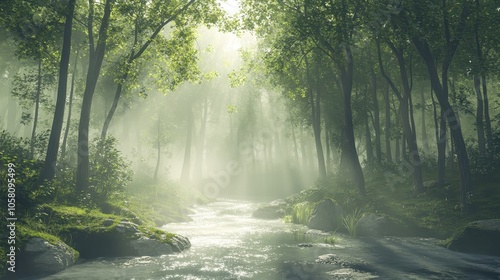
283, 201, 316, 225
285, 164, 500, 240
342, 208, 364, 237
323, 235, 338, 245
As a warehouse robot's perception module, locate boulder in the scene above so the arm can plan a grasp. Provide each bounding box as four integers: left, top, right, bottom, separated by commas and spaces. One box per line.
447, 219, 500, 256
129, 237, 174, 256
357, 213, 390, 237
307, 199, 342, 232
169, 234, 191, 252
252, 199, 287, 219
115, 221, 140, 234
64, 221, 190, 258
22, 237, 78, 276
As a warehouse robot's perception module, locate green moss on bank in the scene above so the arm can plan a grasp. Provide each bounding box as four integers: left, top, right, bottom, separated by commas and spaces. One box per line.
287, 168, 500, 239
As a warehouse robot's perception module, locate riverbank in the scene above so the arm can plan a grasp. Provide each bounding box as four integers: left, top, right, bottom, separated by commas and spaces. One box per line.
0, 181, 210, 279
260, 168, 500, 240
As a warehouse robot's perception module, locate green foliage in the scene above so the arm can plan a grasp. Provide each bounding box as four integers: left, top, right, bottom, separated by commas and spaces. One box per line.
468, 129, 500, 175
84, 137, 133, 208
0, 131, 52, 209
342, 208, 364, 238
284, 202, 315, 225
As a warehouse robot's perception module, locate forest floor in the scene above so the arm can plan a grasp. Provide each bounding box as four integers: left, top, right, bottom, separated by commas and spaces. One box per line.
363, 169, 500, 239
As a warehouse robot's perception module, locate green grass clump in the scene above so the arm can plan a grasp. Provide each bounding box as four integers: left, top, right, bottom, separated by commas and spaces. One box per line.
323, 235, 338, 245
286, 202, 316, 225
342, 208, 364, 237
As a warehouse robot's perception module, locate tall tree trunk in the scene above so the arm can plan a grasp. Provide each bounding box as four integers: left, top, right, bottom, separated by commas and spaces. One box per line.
194, 92, 208, 180
384, 82, 392, 163
61, 48, 79, 161
154, 112, 161, 183
413, 38, 472, 213
291, 125, 300, 162
371, 71, 382, 163
304, 54, 326, 177
365, 111, 373, 163
339, 46, 365, 195
101, 72, 127, 140
431, 86, 439, 147
378, 40, 424, 192
421, 86, 429, 150
76, 0, 112, 193
482, 76, 492, 149
300, 129, 309, 169
325, 122, 331, 173
40, 0, 76, 180
437, 109, 447, 185
474, 75, 485, 155
180, 108, 193, 183
30, 59, 42, 159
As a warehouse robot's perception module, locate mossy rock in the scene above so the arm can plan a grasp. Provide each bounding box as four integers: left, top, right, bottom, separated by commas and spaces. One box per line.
447, 219, 500, 256
252, 199, 287, 219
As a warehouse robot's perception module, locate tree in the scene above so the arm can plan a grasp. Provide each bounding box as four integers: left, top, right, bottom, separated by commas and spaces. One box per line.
39, 0, 76, 182
100, 0, 200, 140
76, 0, 113, 193
405, 0, 474, 213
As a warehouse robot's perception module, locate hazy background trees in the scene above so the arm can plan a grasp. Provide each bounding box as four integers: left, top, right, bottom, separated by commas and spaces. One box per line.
0, 0, 499, 212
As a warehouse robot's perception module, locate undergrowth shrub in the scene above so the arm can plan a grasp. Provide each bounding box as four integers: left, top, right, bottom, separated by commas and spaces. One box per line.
342, 208, 364, 237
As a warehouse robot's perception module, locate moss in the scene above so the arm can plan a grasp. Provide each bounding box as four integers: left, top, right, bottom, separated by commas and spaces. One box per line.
138, 226, 176, 245
288, 168, 500, 240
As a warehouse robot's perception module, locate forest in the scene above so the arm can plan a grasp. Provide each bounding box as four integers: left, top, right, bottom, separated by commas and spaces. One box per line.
0, 0, 499, 279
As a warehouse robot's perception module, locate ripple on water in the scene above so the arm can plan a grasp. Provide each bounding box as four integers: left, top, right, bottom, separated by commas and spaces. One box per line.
39, 199, 500, 280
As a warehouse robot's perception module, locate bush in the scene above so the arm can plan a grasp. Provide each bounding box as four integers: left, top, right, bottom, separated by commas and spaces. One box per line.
468, 129, 500, 176
0, 131, 51, 209
84, 137, 133, 207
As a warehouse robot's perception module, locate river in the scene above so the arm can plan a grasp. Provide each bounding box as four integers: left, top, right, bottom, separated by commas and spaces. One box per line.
41, 199, 500, 279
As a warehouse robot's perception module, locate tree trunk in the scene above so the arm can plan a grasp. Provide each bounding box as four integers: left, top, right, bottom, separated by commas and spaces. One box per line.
305, 55, 326, 177
30, 59, 42, 159
325, 123, 331, 173
194, 93, 208, 180
76, 0, 112, 193
101, 72, 127, 140
291, 125, 300, 162
154, 112, 161, 183
384, 82, 392, 163
473, 75, 485, 155
365, 111, 373, 163
371, 71, 382, 163
180, 108, 193, 183
482, 76, 492, 149
40, 0, 76, 181
339, 46, 365, 195
437, 109, 447, 185
421, 86, 429, 150
413, 39, 472, 213
61, 48, 79, 161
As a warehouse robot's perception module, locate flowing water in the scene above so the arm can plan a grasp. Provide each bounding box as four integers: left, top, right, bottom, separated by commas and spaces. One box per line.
41, 199, 500, 280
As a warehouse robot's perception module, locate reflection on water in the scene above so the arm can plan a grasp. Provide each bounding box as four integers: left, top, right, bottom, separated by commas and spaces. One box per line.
41, 199, 500, 280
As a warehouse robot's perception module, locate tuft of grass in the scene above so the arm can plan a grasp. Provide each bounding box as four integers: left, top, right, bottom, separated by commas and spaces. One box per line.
342, 208, 364, 237
286, 202, 316, 225
323, 235, 338, 245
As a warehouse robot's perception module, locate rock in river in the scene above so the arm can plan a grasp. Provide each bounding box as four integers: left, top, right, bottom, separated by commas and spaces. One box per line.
307, 199, 342, 232
252, 199, 286, 219
447, 219, 500, 256
20, 237, 78, 276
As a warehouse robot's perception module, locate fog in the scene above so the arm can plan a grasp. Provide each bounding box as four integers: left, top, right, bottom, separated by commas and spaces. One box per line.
86, 26, 318, 200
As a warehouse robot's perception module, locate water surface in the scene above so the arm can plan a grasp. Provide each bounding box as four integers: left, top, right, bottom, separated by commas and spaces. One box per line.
42, 199, 500, 279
